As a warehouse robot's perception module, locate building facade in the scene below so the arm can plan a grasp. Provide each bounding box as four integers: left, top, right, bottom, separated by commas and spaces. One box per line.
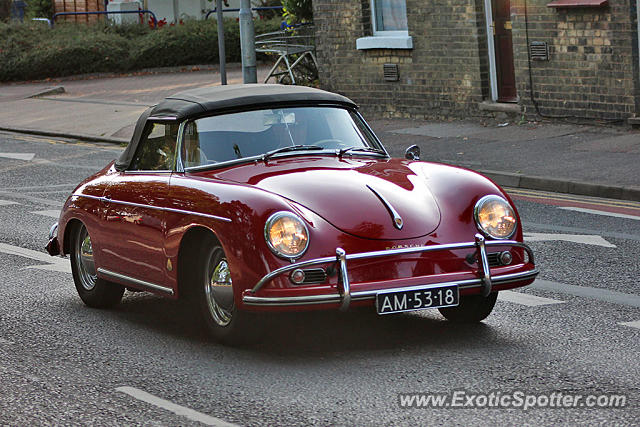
313, 0, 640, 122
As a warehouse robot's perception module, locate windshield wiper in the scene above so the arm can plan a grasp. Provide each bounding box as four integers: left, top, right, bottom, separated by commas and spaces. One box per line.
262, 145, 323, 162
338, 146, 387, 157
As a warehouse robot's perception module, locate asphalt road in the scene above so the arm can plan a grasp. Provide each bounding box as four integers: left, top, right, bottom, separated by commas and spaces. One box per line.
0, 131, 638, 425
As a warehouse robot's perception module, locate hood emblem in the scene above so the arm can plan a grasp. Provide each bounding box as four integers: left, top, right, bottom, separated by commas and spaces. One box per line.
366, 185, 404, 230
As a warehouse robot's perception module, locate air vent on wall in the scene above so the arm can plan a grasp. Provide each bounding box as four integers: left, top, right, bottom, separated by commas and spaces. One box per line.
383, 63, 399, 82
530, 42, 549, 61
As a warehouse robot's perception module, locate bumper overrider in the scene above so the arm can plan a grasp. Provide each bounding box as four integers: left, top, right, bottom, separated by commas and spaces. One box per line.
243, 234, 538, 310
45, 223, 61, 256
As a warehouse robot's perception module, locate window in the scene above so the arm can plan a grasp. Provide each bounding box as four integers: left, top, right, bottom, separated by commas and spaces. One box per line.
372, 0, 408, 34
130, 122, 179, 171
356, 0, 412, 50
180, 107, 382, 169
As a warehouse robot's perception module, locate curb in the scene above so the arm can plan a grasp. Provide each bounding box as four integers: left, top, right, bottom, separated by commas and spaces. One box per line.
28, 86, 65, 98
479, 169, 640, 203
0, 126, 127, 145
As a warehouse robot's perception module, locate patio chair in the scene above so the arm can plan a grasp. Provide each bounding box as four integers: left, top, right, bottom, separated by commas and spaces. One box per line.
255, 24, 318, 85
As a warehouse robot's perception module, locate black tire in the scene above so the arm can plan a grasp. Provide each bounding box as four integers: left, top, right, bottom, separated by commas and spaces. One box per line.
186, 237, 254, 343
438, 292, 498, 323
70, 223, 124, 308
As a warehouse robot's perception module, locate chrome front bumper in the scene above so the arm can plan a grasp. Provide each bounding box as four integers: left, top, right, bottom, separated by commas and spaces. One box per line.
243, 234, 538, 309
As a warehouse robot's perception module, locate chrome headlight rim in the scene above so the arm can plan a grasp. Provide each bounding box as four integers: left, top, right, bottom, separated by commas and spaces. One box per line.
264, 211, 310, 260
473, 195, 518, 239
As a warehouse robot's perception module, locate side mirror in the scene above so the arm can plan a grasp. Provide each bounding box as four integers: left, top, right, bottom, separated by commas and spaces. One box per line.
404, 144, 420, 160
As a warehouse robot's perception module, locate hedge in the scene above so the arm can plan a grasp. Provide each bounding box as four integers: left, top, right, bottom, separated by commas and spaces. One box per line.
0, 18, 281, 81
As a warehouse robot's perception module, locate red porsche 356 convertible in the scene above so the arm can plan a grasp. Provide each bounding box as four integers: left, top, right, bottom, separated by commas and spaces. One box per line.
46, 84, 538, 341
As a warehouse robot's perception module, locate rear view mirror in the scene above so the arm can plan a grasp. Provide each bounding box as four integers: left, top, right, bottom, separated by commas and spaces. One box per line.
405, 144, 420, 160
263, 110, 296, 126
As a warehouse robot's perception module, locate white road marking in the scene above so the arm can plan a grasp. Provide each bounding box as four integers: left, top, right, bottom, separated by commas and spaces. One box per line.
524, 232, 616, 248
558, 206, 640, 221
498, 290, 565, 307
30, 210, 61, 219
0, 190, 64, 207
0, 200, 19, 206
116, 386, 239, 427
0, 152, 35, 161
531, 280, 640, 308
0, 242, 70, 274
618, 320, 640, 330
26, 263, 71, 274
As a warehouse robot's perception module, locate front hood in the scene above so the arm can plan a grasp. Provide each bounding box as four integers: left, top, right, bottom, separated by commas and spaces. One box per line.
208, 157, 441, 240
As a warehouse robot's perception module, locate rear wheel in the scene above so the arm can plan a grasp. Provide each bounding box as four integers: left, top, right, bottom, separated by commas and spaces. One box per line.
70, 223, 124, 308
438, 292, 498, 323
187, 238, 253, 343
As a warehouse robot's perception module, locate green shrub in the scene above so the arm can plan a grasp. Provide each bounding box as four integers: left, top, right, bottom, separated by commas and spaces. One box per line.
25, 0, 53, 19
0, 17, 281, 82
282, 0, 312, 25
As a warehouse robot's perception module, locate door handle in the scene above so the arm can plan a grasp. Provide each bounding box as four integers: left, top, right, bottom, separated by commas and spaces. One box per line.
504, 21, 512, 30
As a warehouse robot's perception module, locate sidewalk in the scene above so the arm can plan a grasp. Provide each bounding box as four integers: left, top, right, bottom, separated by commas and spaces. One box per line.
1, 68, 639, 201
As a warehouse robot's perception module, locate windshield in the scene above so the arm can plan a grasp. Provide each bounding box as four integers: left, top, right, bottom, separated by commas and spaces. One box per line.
181, 107, 382, 168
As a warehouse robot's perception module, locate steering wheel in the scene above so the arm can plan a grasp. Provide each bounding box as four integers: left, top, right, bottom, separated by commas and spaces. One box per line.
313, 139, 347, 149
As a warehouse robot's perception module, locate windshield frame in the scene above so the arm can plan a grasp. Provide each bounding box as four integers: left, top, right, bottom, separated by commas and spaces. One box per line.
176, 105, 389, 173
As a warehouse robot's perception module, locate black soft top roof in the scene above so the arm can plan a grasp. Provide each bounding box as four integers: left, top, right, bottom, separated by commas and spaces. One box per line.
116, 84, 357, 170
151, 84, 356, 120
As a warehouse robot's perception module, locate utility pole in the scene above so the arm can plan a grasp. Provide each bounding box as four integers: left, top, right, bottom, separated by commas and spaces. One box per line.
215, 0, 227, 85
239, 0, 257, 83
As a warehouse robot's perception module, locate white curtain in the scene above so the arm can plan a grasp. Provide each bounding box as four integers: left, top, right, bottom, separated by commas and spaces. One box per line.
374, 0, 408, 31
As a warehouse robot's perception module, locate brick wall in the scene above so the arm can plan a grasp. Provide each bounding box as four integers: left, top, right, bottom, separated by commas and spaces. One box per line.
314, 0, 640, 121
313, 0, 490, 119
512, 0, 639, 120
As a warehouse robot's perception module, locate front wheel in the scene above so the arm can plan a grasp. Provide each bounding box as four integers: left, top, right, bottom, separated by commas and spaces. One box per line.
70, 223, 124, 308
187, 239, 253, 343
438, 292, 498, 323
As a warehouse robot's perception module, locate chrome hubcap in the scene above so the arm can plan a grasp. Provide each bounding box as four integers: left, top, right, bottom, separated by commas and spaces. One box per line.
205, 257, 233, 327
75, 226, 97, 291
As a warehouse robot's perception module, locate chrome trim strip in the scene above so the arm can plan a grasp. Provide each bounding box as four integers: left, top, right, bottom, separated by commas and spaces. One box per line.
243, 293, 342, 306
123, 170, 172, 174
242, 268, 539, 306
354, 111, 390, 157
148, 116, 178, 121
97, 268, 174, 295
76, 194, 232, 223
175, 121, 186, 173
366, 184, 403, 230
251, 239, 534, 294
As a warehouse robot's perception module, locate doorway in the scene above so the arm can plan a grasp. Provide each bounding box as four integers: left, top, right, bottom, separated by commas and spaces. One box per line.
488, 0, 517, 102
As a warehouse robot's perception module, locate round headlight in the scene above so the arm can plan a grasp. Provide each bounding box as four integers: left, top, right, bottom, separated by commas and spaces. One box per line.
264, 212, 309, 259
474, 195, 517, 239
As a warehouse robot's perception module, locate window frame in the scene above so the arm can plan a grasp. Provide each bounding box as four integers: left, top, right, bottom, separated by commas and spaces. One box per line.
356, 0, 413, 50
370, 0, 409, 36
127, 119, 181, 173
175, 106, 389, 173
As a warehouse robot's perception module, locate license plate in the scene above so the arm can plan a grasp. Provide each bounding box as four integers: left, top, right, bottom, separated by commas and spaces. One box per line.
376, 284, 459, 315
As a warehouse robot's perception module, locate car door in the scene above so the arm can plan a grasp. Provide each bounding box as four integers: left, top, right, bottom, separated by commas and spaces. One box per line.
99, 121, 179, 289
